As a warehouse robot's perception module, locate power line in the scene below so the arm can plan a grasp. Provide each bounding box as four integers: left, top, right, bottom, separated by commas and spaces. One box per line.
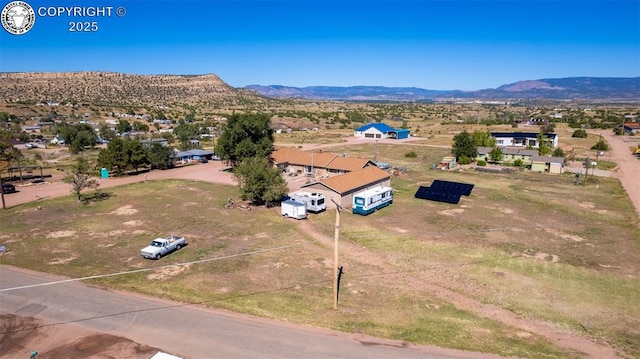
0, 240, 315, 293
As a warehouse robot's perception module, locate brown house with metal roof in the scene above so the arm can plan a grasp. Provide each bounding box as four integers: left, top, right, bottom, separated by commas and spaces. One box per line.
270, 147, 376, 178
300, 166, 391, 208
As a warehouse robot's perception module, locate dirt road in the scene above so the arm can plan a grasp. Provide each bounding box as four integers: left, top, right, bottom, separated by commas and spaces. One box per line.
2, 161, 237, 209
600, 132, 640, 218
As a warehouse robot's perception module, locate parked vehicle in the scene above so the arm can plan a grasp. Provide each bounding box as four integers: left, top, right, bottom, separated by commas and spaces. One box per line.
352, 186, 393, 215
140, 235, 186, 260
281, 200, 307, 219
1, 183, 16, 194
289, 191, 326, 213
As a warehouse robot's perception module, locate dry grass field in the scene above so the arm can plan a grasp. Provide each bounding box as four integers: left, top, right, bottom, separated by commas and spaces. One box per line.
1, 138, 639, 358
2, 94, 639, 358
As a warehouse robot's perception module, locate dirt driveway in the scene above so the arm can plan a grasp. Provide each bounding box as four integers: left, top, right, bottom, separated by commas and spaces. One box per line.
600, 132, 640, 218
3, 161, 237, 209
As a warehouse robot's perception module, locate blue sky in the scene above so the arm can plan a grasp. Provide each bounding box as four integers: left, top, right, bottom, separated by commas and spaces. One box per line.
0, 0, 638, 90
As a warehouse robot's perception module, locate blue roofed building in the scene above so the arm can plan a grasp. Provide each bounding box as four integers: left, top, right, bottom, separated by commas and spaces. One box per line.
354, 123, 410, 140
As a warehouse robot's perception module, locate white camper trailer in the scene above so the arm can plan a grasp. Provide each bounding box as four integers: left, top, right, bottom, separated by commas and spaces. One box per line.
289, 191, 326, 213
281, 200, 307, 219
352, 186, 393, 215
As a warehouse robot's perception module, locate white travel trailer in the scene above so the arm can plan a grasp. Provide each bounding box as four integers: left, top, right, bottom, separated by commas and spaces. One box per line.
352, 186, 393, 215
289, 191, 326, 213
281, 200, 307, 219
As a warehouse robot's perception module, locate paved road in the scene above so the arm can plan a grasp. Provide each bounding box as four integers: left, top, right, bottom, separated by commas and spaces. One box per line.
0, 266, 503, 359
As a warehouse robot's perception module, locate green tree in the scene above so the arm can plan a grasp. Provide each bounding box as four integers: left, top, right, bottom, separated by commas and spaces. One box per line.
451, 130, 478, 161
571, 129, 588, 138
537, 132, 552, 156
55, 123, 96, 153
133, 121, 149, 132
591, 138, 609, 151
471, 130, 496, 147
147, 142, 174, 170
173, 123, 199, 150
126, 140, 150, 173
488, 146, 503, 162
97, 138, 131, 176
70, 130, 97, 154
99, 123, 117, 141
116, 119, 132, 134
215, 113, 274, 167
63, 156, 99, 202
234, 157, 288, 205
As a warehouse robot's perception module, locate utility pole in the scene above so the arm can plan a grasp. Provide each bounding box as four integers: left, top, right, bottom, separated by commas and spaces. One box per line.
0, 176, 5, 210
374, 139, 378, 163
331, 198, 342, 309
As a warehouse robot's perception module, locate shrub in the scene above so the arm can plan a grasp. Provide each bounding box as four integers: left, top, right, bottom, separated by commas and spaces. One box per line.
513, 159, 524, 167
458, 155, 472, 165
552, 148, 565, 157
591, 139, 609, 151
404, 151, 417, 158
572, 129, 588, 138
477, 160, 487, 166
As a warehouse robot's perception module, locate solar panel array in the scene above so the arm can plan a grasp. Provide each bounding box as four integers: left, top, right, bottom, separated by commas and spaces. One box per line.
414, 186, 461, 204
414, 179, 474, 205
431, 180, 474, 196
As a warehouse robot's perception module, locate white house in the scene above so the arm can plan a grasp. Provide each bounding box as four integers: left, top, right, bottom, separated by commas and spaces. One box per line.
354, 123, 410, 139
354, 123, 395, 139
50, 135, 66, 145
491, 132, 559, 148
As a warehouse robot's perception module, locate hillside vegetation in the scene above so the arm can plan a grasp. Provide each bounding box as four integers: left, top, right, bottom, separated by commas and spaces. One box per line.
0, 72, 266, 107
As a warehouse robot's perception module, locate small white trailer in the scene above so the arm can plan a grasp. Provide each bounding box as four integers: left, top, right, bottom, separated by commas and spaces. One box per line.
352, 186, 393, 215
281, 199, 307, 219
289, 191, 326, 213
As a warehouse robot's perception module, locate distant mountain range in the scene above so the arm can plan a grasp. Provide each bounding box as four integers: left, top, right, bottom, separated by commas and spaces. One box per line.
0, 73, 637, 105
245, 77, 640, 101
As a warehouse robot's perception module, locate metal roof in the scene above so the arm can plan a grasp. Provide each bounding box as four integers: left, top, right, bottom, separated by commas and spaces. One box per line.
355, 123, 395, 133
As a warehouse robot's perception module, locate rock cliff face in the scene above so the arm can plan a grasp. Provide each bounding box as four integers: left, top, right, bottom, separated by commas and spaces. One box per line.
0, 72, 257, 105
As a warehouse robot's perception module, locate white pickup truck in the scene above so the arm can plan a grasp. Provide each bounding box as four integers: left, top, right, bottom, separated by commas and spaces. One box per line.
140, 235, 186, 260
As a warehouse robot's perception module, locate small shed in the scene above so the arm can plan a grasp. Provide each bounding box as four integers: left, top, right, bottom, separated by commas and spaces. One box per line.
531, 156, 565, 174
438, 156, 456, 170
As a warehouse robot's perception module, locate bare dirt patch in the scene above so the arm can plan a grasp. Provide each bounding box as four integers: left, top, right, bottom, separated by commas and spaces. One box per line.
0, 313, 160, 359
110, 205, 138, 216
146, 264, 191, 281
48, 256, 78, 265
545, 228, 585, 242
46, 230, 76, 238
438, 208, 465, 216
